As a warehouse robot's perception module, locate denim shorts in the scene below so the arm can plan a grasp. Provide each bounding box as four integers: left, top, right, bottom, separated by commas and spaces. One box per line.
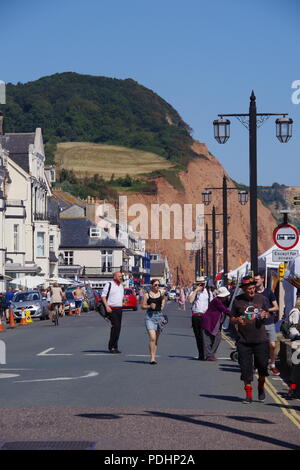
145, 310, 163, 331
265, 323, 276, 342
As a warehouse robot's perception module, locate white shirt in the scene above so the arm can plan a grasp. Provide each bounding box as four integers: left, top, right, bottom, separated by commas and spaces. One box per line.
190, 289, 211, 314
102, 281, 124, 308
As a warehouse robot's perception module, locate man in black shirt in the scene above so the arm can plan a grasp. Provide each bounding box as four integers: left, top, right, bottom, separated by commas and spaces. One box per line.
231, 276, 269, 404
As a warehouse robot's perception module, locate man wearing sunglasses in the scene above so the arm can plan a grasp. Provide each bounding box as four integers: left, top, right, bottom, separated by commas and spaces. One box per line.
188, 277, 212, 360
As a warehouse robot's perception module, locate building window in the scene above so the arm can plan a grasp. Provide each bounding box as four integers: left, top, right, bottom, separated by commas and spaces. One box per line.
101, 250, 113, 272
36, 232, 45, 257
49, 235, 54, 251
64, 251, 74, 266
13, 224, 19, 252
90, 227, 101, 238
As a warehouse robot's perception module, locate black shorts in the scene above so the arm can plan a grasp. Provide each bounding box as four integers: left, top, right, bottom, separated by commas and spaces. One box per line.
237, 341, 269, 382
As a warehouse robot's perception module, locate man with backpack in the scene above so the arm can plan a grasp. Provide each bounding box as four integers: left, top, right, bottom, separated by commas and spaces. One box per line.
188, 277, 212, 360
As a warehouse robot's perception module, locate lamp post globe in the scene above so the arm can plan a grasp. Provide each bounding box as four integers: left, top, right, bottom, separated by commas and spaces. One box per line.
238, 190, 249, 205
213, 118, 231, 144
276, 117, 293, 143
202, 190, 212, 206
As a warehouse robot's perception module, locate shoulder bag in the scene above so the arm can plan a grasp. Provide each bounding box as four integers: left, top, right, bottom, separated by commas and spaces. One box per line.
99, 282, 112, 320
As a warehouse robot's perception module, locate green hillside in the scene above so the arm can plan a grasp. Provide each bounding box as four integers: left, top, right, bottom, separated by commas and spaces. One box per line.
2, 72, 199, 168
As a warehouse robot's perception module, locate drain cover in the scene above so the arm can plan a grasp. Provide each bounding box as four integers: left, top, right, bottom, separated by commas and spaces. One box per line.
0, 441, 96, 450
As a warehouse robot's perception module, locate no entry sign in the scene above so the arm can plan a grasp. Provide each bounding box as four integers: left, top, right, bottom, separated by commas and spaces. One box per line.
273, 224, 299, 250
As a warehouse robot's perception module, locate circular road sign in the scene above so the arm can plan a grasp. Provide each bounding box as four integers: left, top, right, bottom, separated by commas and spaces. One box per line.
273, 224, 299, 250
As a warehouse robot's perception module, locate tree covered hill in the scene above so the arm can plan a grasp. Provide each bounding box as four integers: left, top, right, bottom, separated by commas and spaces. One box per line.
3, 72, 198, 166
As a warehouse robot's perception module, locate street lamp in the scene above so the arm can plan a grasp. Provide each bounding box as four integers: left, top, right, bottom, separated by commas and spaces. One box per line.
276, 117, 293, 143
204, 175, 248, 286
238, 190, 249, 206
213, 118, 231, 144
202, 190, 212, 206
213, 91, 292, 273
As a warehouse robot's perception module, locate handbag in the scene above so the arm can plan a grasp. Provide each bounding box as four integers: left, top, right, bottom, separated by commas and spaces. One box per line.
159, 314, 168, 328
98, 282, 112, 320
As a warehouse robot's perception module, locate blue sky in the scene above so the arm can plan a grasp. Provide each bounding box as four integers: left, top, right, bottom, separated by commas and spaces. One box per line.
1, 0, 299, 186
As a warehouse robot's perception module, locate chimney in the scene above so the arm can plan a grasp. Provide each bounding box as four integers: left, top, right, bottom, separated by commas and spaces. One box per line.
0, 112, 4, 135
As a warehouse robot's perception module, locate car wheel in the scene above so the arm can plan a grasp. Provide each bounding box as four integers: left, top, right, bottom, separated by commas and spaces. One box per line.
133, 306, 138, 311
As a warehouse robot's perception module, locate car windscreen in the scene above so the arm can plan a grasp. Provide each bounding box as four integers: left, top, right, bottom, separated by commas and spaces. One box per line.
13, 292, 40, 302
124, 289, 133, 295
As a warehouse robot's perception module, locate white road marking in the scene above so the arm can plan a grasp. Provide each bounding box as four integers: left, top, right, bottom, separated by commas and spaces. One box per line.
0, 373, 20, 379
14, 371, 98, 383
37, 348, 73, 356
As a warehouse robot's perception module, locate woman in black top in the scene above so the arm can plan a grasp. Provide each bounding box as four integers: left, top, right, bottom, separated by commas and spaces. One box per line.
142, 279, 166, 364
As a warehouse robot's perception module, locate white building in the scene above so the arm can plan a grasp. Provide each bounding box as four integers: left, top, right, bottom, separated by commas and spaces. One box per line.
0, 125, 60, 283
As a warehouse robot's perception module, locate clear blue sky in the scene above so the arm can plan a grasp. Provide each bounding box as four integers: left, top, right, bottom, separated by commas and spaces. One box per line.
1, 0, 299, 186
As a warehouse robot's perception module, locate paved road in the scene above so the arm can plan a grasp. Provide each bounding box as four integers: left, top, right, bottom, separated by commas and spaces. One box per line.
0, 302, 299, 450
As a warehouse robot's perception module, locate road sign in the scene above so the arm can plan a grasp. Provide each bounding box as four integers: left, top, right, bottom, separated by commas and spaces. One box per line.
273, 224, 299, 250
272, 249, 299, 262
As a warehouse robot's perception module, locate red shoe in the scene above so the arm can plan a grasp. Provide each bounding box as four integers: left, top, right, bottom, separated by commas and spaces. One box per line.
270, 366, 280, 376
207, 356, 218, 361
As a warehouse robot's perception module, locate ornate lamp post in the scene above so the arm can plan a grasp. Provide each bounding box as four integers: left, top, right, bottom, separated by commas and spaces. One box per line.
202, 176, 248, 286
213, 91, 292, 273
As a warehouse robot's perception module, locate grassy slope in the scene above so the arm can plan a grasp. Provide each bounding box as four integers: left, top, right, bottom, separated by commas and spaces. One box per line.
55, 142, 175, 179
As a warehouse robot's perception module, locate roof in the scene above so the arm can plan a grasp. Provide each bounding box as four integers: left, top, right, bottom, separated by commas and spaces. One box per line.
0, 133, 35, 173
59, 218, 125, 249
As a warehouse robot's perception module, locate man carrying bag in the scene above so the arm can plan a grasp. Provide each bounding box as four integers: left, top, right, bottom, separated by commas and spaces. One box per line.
101, 272, 124, 354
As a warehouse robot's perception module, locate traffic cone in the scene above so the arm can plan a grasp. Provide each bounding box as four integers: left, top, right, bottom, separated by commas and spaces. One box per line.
19, 308, 27, 325
8, 309, 16, 328
0, 318, 4, 332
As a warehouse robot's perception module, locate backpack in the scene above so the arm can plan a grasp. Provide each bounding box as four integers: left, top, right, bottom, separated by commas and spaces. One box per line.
280, 308, 298, 338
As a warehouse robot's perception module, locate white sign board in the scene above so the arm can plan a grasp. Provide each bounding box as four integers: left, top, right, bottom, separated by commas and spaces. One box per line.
272, 250, 299, 262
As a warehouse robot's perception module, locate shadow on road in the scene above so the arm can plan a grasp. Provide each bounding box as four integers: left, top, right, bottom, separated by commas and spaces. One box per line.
199, 394, 242, 403
145, 410, 300, 450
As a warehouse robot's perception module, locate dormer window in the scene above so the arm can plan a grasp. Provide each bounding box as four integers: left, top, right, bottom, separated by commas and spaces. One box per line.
90, 227, 101, 238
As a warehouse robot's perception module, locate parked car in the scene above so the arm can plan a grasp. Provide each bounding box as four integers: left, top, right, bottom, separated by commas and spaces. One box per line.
167, 289, 177, 300
11, 291, 49, 321
123, 288, 138, 310
64, 291, 76, 315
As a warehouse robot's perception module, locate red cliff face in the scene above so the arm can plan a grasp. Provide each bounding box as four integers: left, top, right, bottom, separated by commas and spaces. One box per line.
125, 141, 276, 284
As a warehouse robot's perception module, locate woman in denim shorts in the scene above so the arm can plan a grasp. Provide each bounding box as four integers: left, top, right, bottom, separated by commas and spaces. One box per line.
142, 279, 166, 364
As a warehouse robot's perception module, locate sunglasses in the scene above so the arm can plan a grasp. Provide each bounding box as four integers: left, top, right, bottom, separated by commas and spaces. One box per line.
153, 284, 159, 287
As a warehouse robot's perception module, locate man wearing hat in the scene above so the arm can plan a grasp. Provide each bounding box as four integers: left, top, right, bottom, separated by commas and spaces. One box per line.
188, 276, 213, 360
231, 275, 270, 403
201, 286, 232, 361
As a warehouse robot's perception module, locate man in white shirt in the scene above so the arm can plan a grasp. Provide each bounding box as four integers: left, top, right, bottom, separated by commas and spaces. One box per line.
188, 277, 212, 360
101, 272, 124, 353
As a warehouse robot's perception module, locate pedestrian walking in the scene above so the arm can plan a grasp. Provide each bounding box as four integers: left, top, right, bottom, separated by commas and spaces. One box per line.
201, 286, 232, 361
142, 279, 166, 364
231, 275, 270, 404
178, 286, 186, 310
254, 272, 280, 375
188, 277, 212, 360
4, 287, 14, 322
72, 285, 85, 316
101, 272, 124, 354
